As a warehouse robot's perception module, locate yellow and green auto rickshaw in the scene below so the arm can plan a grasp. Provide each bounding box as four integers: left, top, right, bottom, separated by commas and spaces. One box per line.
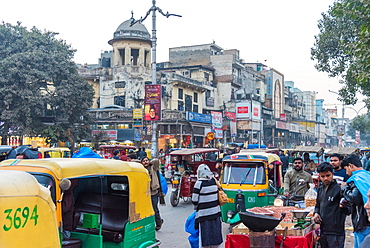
0, 170, 61, 248
0, 158, 160, 248
219, 151, 283, 225
38, 147, 71, 158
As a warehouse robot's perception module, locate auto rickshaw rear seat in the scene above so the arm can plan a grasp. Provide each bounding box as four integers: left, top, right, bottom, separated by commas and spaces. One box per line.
73, 192, 129, 243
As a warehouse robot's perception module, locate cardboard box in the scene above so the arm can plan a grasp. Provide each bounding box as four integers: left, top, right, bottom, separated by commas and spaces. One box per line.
276, 222, 315, 236
232, 223, 250, 234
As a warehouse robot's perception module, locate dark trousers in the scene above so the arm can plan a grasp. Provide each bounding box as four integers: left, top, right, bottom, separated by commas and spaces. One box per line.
320, 233, 345, 248
151, 193, 162, 226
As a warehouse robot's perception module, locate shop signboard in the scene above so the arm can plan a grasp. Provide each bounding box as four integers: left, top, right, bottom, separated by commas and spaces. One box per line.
230, 121, 237, 137
92, 130, 117, 140
133, 108, 143, 127
214, 129, 223, 139
211, 111, 223, 129
186, 112, 212, 124
144, 84, 161, 121
225, 112, 236, 122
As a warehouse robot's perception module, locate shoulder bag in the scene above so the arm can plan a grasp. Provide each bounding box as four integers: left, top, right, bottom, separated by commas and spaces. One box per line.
214, 178, 228, 206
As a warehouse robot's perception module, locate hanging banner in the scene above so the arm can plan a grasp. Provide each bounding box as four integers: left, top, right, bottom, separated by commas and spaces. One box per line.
211, 111, 223, 129
144, 84, 161, 121
230, 121, 237, 137
225, 112, 236, 122
133, 108, 143, 127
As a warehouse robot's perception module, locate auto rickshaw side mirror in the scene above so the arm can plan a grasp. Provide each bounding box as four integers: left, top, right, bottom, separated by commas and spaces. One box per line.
60, 178, 72, 191
57, 178, 71, 203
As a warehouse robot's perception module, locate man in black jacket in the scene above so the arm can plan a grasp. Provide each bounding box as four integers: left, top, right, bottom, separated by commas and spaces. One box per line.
341, 155, 370, 248
313, 162, 350, 248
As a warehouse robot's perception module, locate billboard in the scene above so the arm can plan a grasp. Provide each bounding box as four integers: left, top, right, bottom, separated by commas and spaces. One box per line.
144, 85, 161, 121
133, 108, 143, 127
236, 101, 261, 120
187, 112, 212, 124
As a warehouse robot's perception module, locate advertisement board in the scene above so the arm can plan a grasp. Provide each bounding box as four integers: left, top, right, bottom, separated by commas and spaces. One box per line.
186, 112, 212, 124
133, 108, 143, 127
144, 84, 161, 121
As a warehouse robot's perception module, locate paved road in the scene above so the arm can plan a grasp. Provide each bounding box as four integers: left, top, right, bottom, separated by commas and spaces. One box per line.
155, 186, 229, 248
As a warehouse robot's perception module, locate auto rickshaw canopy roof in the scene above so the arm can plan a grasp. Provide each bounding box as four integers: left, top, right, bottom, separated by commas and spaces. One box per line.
0, 170, 60, 247
326, 147, 360, 156
169, 148, 219, 155
0, 158, 153, 222
293, 146, 324, 155
224, 151, 281, 164
0, 170, 52, 198
0, 158, 148, 180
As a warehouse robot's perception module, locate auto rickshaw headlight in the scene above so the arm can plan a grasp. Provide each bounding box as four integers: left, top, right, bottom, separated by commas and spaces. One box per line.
227, 210, 236, 219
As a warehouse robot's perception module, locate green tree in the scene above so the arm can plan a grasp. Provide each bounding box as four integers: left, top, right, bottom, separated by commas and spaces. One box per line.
348, 114, 370, 145
0, 22, 94, 145
311, 0, 370, 106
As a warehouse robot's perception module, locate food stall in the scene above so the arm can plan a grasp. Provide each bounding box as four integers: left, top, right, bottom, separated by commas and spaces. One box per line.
226, 206, 318, 248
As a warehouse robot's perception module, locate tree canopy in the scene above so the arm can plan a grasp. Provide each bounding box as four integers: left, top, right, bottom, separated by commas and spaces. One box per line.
311, 0, 370, 106
0, 22, 94, 145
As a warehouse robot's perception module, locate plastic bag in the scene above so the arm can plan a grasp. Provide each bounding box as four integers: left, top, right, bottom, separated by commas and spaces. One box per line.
159, 173, 168, 195
185, 211, 199, 248
304, 183, 317, 207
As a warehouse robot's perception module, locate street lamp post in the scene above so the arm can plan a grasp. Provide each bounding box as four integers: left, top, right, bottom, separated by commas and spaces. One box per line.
345, 106, 367, 117
131, 0, 181, 158
328, 90, 346, 146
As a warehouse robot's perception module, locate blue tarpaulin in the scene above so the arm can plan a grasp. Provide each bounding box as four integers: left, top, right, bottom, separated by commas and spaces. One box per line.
72, 147, 102, 158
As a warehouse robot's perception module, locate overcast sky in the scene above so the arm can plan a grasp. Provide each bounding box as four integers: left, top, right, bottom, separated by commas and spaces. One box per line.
1, 0, 366, 118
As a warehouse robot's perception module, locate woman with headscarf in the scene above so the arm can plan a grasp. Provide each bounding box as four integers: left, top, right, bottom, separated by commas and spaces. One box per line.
192, 164, 223, 248
141, 157, 164, 231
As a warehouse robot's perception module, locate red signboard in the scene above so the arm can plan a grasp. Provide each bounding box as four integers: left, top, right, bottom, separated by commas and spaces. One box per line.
225, 112, 236, 122
237, 106, 249, 114
144, 84, 161, 121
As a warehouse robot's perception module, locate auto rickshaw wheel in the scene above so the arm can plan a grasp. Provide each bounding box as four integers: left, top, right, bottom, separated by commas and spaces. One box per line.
170, 190, 180, 207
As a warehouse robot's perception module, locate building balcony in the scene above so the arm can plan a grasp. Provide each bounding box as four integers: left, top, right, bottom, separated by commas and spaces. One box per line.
171, 74, 209, 91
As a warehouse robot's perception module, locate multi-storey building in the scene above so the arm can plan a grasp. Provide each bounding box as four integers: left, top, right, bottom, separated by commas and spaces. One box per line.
79, 17, 341, 149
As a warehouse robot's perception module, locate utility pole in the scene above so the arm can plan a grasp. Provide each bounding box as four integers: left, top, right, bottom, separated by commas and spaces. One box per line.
131, 0, 181, 158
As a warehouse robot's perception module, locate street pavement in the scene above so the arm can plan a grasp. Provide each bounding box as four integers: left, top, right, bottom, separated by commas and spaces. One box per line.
155, 186, 229, 248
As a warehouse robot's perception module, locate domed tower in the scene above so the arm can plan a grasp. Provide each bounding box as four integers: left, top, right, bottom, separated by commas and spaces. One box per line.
108, 18, 152, 68
100, 18, 152, 108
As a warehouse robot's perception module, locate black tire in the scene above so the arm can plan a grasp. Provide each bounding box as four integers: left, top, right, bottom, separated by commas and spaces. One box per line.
170, 190, 180, 207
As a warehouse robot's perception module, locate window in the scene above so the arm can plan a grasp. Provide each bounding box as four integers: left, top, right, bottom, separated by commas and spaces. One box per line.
206, 90, 211, 98
131, 48, 139, 66
194, 92, 198, 103
193, 105, 198, 113
144, 50, 150, 67
204, 72, 209, 81
119, 49, 125, 65
222, 163, 266, 185
178, 88, 183, 100
178, 101, 184, 111
185, 95, 192, 111
114, 95, 125, 107
117, 124, 129, 129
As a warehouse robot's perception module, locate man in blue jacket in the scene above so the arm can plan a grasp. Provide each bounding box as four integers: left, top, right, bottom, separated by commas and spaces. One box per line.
313, 162, 350, 248
341, 155, 370, 248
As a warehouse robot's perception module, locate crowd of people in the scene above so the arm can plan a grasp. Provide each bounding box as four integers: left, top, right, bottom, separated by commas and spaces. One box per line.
279, 150, 370, 248
74, 146, 370, 248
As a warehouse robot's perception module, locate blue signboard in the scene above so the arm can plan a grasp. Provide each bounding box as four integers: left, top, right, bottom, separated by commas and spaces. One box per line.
186, 112, 212, 124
